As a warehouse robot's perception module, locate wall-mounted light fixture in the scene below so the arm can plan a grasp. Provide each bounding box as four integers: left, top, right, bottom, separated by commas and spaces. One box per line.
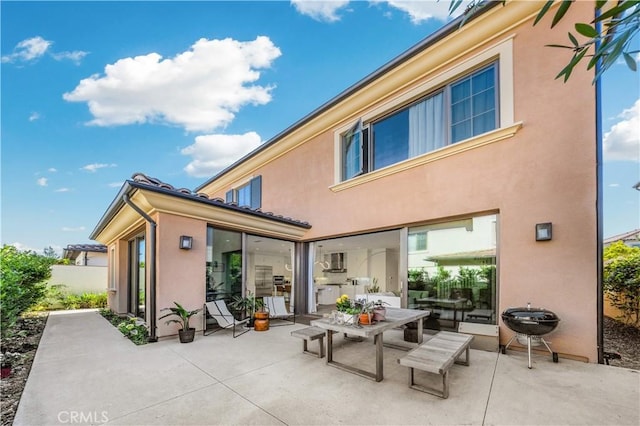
179, 235, 193, 250
535, 223, 552, 241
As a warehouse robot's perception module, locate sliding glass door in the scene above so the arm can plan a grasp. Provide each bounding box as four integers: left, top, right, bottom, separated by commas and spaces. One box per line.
128, 235, 146, 318
407, 214, 498, 330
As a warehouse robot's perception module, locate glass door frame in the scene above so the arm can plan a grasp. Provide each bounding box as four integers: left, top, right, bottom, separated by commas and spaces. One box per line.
127, 233, 146, 319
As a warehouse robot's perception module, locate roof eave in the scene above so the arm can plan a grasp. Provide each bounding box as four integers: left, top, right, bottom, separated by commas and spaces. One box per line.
194, 1, 501, 193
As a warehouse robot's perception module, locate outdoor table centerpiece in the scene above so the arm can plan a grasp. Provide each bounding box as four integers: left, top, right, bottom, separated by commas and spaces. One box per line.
334, 295, 376, 326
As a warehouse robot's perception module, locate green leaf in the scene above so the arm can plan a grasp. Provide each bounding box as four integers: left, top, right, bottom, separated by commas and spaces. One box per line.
623, 52, 638, 71
575, 23, 599, 38
551, 0, 574, 28
534, 0, 556, 26
556, 48, 588, 82
595, 0, 639, 22
546, 44, 576, 49
448, 0, 464, 14
595, 0, 607, 9
568, 32, 579, 47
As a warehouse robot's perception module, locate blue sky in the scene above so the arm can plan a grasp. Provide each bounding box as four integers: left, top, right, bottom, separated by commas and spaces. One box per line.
1, 1, 638, 255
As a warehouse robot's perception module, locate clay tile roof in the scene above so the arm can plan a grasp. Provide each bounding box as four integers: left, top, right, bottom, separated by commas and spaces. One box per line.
65, 244, 107, 253
129, 173, 311, 229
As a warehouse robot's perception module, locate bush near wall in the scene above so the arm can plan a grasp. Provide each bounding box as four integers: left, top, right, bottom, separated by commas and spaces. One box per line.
0, 246, 54, 337
604, 242, 640, 327
99, 309, 148, 345
31, 284, 107, 311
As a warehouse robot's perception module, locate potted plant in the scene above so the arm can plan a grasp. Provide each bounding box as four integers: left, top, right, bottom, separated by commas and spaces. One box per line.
159, 302, 201, 343
230, 291, 264, 327
373, 299, 389, 321
356, 299, 375, 325
335, 294, 360, 325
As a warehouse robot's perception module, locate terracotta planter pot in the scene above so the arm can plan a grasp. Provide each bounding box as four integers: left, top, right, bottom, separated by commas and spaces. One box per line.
359, 313, 373, 325
254, 311, 269, 331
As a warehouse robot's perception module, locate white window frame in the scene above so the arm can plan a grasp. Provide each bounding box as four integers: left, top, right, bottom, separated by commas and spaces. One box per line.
333, 36, 519, 191
108, 246, 117, 291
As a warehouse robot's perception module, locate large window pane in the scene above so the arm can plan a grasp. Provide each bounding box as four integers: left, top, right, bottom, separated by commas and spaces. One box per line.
128, 235, 145, 319
206, 227, 242, 304
373, 109, 409, 170
246, 235, 295, 311
451, 64, 497, 143
340, 61, 498, 182
408, 215, 498, 329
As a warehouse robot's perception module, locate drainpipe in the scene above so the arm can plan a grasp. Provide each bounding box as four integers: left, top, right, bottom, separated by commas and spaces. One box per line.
123, 194, 158, 343
594, 11, 604, 364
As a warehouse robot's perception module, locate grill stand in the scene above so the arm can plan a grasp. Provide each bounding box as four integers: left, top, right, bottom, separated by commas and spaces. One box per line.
501, 334, 559, 369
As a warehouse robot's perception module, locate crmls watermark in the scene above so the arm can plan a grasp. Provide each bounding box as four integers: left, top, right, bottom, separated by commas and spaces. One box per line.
57, 411, 109, 424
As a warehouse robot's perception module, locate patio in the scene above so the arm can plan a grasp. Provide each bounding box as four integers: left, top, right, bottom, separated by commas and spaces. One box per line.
14, 310, 639, 425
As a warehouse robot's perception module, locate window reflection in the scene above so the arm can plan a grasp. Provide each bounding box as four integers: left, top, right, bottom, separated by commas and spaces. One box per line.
408, 214, 497, 329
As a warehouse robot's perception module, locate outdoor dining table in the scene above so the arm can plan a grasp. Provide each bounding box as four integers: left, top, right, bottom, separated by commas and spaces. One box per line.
310, 307, 430, 382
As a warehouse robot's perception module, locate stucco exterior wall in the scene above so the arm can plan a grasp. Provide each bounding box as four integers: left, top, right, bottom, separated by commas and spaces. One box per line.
155, 212, 208, 337
202, 2, 597, 361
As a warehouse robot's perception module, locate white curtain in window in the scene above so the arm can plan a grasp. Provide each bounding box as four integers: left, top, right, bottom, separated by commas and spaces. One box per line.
408, 92, 444, 157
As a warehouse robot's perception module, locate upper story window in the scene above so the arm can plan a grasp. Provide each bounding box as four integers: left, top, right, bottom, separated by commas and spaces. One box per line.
226, 175, 262, 209
340, 62, 498, 182
408, 231, 428, 252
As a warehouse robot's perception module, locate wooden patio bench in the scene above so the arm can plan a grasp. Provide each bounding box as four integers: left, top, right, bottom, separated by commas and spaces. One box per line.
398, 331, 473, 398
291, 326, 326, 358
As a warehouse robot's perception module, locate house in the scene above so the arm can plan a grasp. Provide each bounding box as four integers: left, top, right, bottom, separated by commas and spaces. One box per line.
48, 244, 109, 294
62, 244, 108, 266
90, 1, 601, 362
604, 229, 640, 249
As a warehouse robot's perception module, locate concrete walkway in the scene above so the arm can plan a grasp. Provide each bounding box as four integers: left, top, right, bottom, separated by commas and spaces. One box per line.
14, 310, 640, 425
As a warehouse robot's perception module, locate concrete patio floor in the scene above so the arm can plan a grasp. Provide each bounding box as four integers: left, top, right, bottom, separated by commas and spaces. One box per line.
14, 310, 639, 425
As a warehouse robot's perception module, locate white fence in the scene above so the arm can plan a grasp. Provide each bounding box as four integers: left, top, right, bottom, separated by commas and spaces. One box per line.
47, 265, 107, 294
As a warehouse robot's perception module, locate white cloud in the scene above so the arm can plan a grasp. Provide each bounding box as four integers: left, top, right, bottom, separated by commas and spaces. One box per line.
52, 50, 89, 65
604, 99, 640, 162
291, 0, 350, 22
1, 36, 51, 63
380, 0, 470, 23
608, 183, 620, 187
48, 168, 58, 173
81, 163, 117, 172
37, 177, 48, 187
9, 242, 40, 253
2, 36, 88, 65
63, 36, 281, 133
181, 132, 263, 177
291, 1, 463, 24
62, 226, 86, 232
55, 188, 71, 193
108, 182, 123, 188
29, 112, 41, 122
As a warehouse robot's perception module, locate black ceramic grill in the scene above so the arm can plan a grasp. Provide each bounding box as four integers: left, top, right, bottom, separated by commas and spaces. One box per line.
501, 303, 560, 368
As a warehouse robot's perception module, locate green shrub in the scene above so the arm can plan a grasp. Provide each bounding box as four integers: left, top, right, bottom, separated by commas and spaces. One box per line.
32, 285, 108, 311
99, 309, 148, 345
0, 245, 54, 337
604, 243, 640, 326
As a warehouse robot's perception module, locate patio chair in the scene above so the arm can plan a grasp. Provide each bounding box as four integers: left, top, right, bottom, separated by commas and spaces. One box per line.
263, 296, 295, 326
203, 300, 250, 338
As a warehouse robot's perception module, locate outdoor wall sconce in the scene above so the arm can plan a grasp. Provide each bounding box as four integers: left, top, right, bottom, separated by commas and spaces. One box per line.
535, 223, 553, 241
179, 235, 193, 250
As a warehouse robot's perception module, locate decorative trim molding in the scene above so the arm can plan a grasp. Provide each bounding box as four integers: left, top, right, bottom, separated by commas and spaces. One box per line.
329, 121, 523, 192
